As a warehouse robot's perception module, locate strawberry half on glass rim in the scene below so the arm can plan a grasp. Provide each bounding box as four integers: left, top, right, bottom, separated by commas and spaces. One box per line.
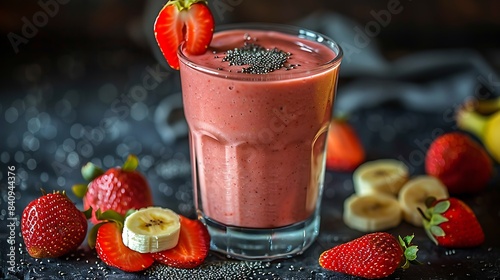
154, 0, 214, 70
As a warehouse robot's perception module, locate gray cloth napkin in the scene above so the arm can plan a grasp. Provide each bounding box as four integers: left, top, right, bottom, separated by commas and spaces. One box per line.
295, 11, 500, 114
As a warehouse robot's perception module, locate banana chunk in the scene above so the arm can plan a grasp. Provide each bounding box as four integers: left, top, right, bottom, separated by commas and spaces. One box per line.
353, 159, 409, 196
398, 175, 449, 227
122, 207, 181, 253
343, 193, 402, 232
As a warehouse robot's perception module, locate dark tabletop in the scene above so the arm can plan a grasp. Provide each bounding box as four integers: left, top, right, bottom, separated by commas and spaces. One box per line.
1, 43, 500, 279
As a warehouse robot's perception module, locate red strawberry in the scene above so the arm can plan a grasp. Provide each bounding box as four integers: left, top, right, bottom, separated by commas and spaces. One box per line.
21, 190, 88, 258
326, 117, 365, 172
425, 132, 493, 194
154, 0, 214, 69
152, 215, 210, 268
73, 155, 153, 224
319, 232, 418, 279
95, 220, 155, 272
419, 197, 484, 248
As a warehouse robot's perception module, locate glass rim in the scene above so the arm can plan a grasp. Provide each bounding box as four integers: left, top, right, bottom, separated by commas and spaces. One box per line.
177, 22, 343, 81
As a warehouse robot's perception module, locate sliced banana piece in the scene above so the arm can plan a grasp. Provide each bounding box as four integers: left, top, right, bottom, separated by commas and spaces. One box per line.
353, 159, 409, 196
398, 175, 449, 227
343, 193, 402, 232
122, 207, 181, 253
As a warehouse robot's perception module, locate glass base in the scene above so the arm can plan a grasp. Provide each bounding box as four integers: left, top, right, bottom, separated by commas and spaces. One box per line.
198, 211, 320, 261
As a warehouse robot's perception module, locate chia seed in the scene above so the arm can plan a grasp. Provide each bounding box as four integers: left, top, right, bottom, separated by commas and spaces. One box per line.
221, 39, 296, 74
145, 261, 266, 280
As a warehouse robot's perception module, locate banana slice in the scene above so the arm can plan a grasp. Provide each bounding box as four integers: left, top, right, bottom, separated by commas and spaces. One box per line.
398, 175, 449, 227
343, 193, 402, 232
122, 207, 181, 253
353, 159, 409, 196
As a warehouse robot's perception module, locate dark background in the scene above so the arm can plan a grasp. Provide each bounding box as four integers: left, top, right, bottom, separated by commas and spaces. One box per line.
2, 0, 500, 69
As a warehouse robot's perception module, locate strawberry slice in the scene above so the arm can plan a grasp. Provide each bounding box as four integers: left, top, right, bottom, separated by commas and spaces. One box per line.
326, 118, 365, 172
152, 215, 210, 268
154, 0, 214, 70
95, 222, 155, 272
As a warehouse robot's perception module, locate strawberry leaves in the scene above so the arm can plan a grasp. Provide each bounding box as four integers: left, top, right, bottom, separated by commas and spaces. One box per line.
71, 159, 105, 198
88, 209, 126, 249
398, 235, 419, 269
122, 154, 139, 172
420, 198, 485, 248
427, 201, 450, 237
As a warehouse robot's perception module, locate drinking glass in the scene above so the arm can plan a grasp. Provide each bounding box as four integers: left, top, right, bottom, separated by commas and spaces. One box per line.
178, 23, 343, 260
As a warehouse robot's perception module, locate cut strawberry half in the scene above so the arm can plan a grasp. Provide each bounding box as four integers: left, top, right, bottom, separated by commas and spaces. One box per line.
152, 215, 210, 269
326, 118, 365, 172
154, 0, 214, 70
95, 222, 155, 272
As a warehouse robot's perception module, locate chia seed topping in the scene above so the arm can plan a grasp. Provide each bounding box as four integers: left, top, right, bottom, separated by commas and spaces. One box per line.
221, 38, 298, 74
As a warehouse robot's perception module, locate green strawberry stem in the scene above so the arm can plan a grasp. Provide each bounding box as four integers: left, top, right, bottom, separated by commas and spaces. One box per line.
82, 162, 104, 182
418, 200, 451, 245
122, 154, 139, 172
167, 0, 208, 11
72, 184, 88, 198
416, 197, 436, 230
78, 154, 138, 192
88, 209, 125, 249
41, 188, 71, 198
83, 207, 93, 219
40, 188, 66, 196
417, 207, 428, 222
398, 235, 420, 269
95, 209, 125, 225
74, 161, 104, 199
87, 223, 103, 249
456, 108, 487, 142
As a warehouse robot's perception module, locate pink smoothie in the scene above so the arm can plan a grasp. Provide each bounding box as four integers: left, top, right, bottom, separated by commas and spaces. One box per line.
179, 28, 340, 229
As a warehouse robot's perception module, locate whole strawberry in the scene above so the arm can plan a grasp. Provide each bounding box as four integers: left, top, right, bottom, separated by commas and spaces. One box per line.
425, 132, 493, 194
21, 190, 88, 258
73, 155, 153, 224
319, 232, 418, 279
420, 197, 484, 248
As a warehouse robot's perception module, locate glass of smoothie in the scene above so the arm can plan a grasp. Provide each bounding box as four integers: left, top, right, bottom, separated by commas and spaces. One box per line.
178, 23, 342, 260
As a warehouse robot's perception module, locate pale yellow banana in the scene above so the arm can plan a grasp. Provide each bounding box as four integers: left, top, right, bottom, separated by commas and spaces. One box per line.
122, 207, 181, 253
343, 193, 402, 232
353, 159, 409, 196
